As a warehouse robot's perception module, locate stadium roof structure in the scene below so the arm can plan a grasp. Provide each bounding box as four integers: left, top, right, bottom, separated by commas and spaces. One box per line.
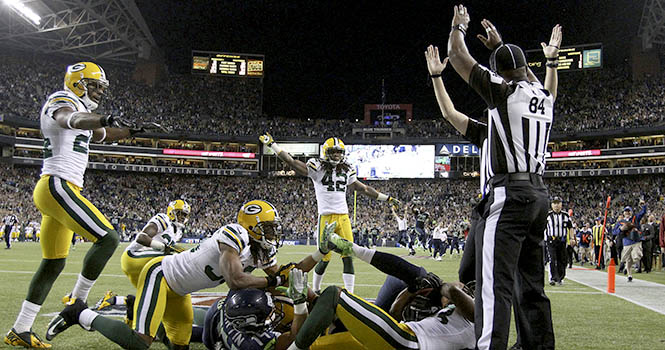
0, 0, 157, 63
639, 0, 665, 50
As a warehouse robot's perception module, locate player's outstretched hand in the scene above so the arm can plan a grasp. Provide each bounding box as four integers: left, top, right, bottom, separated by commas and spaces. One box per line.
164, 242, 186, 254
451, 4, 470, 28
388, 196, 402, 210
541, 24, 562, 59
102, 115, 134, 129
477, 19, 502, 50
259, 132, 275, 146
276, 262, 297, 285
425, 45, 448, 76
280, 268, 307, 305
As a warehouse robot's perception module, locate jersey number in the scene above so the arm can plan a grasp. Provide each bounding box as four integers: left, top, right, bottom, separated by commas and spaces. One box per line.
43, 135, 90, 158
322, 170, 347, 192
43, 139, 53, 158
73, 134, 90, 154
529, 97, 546, 115
205, 265, 225, 284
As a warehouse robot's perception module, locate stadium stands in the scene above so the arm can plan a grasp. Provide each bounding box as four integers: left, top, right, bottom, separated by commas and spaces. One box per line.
1, 165, 662, 241
2, 54, 664, 138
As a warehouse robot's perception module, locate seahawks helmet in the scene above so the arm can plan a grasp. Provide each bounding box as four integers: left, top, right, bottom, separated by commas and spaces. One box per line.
224, 289, 275, 335
63, 62, 109, 111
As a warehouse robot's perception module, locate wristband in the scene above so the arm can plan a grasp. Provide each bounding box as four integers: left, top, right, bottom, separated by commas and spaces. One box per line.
270, 143, 284, 155
266, 275, 282, 287
546, 62, 559, 68
97, 127, 107, 142
377, 193, 389, 201
293, 303, 308, 315
311, 249, 324, 262
546, 56, 558, 61
150, 240, 166, 252
451, 24, 467, 36
100, 114, 112, 127
430, 74, 442, 79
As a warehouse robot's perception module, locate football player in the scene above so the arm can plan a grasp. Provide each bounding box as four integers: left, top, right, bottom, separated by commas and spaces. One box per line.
94, 200, 190, 312
46, 200, 329, 349
260, 133, 400, 293
5, 62, 164, 349
289, 225, 476, 350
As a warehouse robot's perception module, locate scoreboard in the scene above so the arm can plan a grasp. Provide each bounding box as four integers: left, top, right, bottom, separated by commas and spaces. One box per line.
525, 43, 602, 73
191, 51, 264, 78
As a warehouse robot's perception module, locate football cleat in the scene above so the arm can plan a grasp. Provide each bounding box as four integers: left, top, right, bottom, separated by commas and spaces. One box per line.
4, 328, 51, 348
124, 295, 136, 326
95, 291, 117, 311
317, 222, 336, 254
46, 298, 87, 341
328, 233, 353, 257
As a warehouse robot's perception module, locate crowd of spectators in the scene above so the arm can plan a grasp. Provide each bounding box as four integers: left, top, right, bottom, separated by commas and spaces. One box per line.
2, 164, 663, 243
2, 54, 665, 140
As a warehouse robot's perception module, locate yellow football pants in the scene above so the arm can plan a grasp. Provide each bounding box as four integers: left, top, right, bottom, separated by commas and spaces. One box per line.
336, 289, 419, 350
121, 250, 166, 288
134, 256, 193, 346
318, 214, 353, 261
33, 175, 114, 259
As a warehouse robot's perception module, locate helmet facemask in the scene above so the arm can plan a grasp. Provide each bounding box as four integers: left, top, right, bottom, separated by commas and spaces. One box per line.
250, 219, 283, 250
78, 78, 108, 111
325, 148, 345, 166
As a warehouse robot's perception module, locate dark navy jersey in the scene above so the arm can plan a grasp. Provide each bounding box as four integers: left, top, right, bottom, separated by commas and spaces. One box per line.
415, 212, 430, 229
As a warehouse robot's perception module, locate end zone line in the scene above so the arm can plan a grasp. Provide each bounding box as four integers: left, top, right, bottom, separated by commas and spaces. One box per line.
565, 275, 665, 316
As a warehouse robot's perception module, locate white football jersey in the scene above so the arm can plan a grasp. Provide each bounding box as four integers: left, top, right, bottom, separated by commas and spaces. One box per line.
306, 158, 357, 215
40, 90, 93, 188
405, 306, 475, 350
162, 223, 277, 296
126, 213, 182, 254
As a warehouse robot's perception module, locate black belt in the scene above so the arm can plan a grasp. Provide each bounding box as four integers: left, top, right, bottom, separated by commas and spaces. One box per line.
489, 172, 544, 187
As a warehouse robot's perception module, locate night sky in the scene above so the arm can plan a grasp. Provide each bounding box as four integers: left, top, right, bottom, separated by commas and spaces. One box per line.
137, 0, 642, 120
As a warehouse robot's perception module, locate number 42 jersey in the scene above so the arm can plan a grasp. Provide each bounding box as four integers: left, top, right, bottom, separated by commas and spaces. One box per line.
306, 158, 357, 216
40, 90, 92, 188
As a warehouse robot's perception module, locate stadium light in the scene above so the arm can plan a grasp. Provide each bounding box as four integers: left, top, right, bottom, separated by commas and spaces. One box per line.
3, 0, 41, 25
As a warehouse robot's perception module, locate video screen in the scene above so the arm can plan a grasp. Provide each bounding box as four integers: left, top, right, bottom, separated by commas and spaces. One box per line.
345, 145, 434, 179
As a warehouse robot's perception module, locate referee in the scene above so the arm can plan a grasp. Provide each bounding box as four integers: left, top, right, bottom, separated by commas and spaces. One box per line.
3, 212, 18, 249
446, 6, 561, 350
545, 197, 573, 285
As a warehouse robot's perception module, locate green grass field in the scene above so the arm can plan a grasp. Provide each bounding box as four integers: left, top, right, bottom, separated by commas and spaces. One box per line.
1, 242, 664, 349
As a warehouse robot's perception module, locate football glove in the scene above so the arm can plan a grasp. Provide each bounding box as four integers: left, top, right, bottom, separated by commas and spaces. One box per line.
408, 272, 443, 293
284, 268, 308, 305
276, 262, 297, 285
388, 196, 402, 210
259, 132, 275, 146
130, 122, 170, 135
164, 242, 187, 254
101, 115, 134, 129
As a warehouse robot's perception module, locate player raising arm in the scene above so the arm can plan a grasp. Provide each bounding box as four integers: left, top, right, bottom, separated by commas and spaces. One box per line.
4, 62, 165, 349
260, 133, 400, 293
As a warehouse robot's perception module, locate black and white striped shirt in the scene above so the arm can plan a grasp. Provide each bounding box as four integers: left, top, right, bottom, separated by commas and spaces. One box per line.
464, 64, 554, 195
545, 211, 572, 240
3, 214, 18, 227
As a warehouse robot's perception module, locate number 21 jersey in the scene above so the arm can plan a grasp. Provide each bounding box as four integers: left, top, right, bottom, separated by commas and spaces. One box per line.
306, 158, 357, 215
40, 90, 92, 188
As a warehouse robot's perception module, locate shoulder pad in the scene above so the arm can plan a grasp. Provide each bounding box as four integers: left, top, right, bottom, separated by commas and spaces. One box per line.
217, 224, 249, 253
150, 213, 170, 231
306, 158, 321, 170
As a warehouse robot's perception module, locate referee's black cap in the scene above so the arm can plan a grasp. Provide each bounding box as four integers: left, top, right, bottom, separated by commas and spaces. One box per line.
551, 196, 562, 203
489, 43, 527, 73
